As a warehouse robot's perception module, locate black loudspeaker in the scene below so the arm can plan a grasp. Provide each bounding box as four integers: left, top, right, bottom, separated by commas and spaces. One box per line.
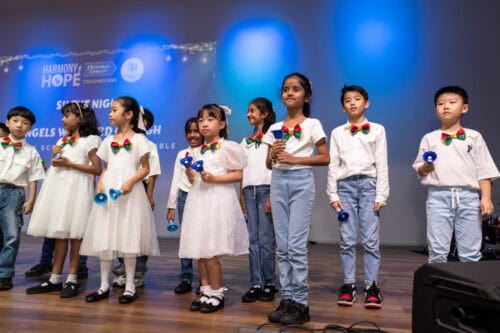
412, 261, 500, 333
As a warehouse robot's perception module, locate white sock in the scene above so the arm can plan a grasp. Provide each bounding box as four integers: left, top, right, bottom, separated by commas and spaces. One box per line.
123, 257, 136, 295
66, 274, 77, 284
49, 273, 62, 284
207, 287, 224, 306
199, 285, 211, 303
99, 259, 112, 292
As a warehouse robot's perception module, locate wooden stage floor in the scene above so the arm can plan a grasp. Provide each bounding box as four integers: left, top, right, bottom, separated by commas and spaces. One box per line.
0, 235, 429, 333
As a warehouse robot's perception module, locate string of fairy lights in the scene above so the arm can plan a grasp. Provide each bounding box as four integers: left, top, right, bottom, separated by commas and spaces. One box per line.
0, 42, 216, 73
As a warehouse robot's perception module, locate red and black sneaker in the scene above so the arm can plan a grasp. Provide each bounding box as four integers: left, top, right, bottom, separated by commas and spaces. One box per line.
364, 282, 383, 309
337, 283, 356, 306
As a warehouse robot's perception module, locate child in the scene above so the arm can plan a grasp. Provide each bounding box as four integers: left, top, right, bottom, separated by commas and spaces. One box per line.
112, 107, 161, 289
26, 102, 101, 298
167, 117, 203, 294
327, 85, 389, 309
264, 73, 330, 325
240, 97, 277, 303
178, 104, 248, 313
412, 86, 499, 263
0, 106, 45, 290
0, 123, 9, 137
80, 96, 160, 304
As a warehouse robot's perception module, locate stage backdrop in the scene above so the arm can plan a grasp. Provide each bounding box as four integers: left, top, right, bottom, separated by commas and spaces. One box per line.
0, 42, 217, 237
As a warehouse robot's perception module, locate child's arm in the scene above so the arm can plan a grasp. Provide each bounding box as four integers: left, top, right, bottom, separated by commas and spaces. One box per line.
22, 180, 38, 214
479, 179, 494, 216
374, 127, 389, 211
97, 162, 108, 193
51, 148, 102, 175
146, 175, 157, 210
200, 169, 243, 184
239, 181, 246, 214
121, 153, 150, 195
266, 144, 274, 170
275, 138, 330, 166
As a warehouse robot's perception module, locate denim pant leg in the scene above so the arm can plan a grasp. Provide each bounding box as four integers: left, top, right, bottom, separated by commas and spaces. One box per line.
337, 179, 359, 284
358, 177, 380, 285
178, 190, 193, 282
257, 185, 276, 286
454, 189, 481, 262
40, 238, 55, 265
0, 186, 25, 278
244, 186, 263, 286
426, 188, 454, 263
79, 255, 88, 268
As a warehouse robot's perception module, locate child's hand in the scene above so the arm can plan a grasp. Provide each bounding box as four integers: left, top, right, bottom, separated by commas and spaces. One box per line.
51, 156, 71, 168
120, 180, 134, 195
418, 162, 435, 177
331, 201, 343, 212
200, 171, 214, 183
147, 194, 155, 210
276, 150, 295, 164
480, 197, 494, 216
374, 202, 385, 212
22, 201, 34, 214
264, 197, 272, 214
186, 168, 196, 184
167, 209, 175, 221
272, 140, 286, 158
52, 145, 62, 156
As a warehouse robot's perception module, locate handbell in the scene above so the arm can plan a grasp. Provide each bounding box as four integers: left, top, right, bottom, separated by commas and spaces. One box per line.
191, 160, 204, 172
94, 192, 108, 205
422, 151, 437, 164
180, 155, 193, 168
337, 209, 349, 222
167, 220, 178, 232
109, 188, 122, 200
271, 129, 283, 139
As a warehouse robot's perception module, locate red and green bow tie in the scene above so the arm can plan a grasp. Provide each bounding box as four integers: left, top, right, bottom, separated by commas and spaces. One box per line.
1, 137, 22, 152
350, 123, 370, 135
441, 128, 466, 145
201, 141, 219, 154
111, 138, 132, 153
61, 135, 76, 146
246, 132, 263, 145
282, 124, 302, 141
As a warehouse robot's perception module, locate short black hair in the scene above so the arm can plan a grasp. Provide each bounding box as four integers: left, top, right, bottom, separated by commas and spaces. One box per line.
143, 108, 155, 130
7, 106, 36, 125
340, 85, 369, 104
434, 86, 468, 105
0, 122, 9, 135
184, 117, 198, 134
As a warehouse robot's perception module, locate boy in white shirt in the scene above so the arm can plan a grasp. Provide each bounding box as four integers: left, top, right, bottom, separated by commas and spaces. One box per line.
0, 106, 45, 290
412, 86, 499, 264
327, 85, 389, 309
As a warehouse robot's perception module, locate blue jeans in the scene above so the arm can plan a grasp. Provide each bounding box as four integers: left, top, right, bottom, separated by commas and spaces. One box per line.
243, 185, 275, 286
0, 185, 25, 278
271, 168, 314, 306
337, 176, 380, 285
178, 190, 193, 282
426, 187, 481, 263
39, 238, 88, 268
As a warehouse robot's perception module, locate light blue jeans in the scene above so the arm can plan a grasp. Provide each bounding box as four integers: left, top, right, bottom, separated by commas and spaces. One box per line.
177, 190, 193, 282
426, 186, 481, 263
271, 168, 314, 306
337, 176, 380, 285
0, 185, 25, 278
243, 185, 275, 286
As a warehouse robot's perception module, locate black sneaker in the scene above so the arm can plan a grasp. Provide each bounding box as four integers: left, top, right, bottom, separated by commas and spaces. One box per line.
279, 301, 310, 325
259, 284, 277, 302
337, 283, 356, 306
24, 264, 52, 277
26, 281, 63, 294
242, 286, 262, 303
268, 299, 292, 323
364, 282, 383, 309
60, 282, 79, 298
174, 280, 192, 294
0, 277, 13, 291
77, 266, 89, 280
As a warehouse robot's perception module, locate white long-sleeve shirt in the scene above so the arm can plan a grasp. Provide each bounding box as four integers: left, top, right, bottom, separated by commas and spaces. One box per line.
166, 147, 195, 209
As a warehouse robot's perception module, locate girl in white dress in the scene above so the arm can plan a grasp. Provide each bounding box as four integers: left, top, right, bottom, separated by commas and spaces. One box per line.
179, 104, 248, 313
80, 96, 160, 304
27, 102, 101, 298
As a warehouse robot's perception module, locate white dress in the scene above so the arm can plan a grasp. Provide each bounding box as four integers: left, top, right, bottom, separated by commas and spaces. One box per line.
179, 139, 249, 259
80, 134, 160, 260
27, 135, 101, 239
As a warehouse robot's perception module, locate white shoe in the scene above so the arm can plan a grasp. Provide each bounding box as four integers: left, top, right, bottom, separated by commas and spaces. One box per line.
112, 274, 126, 288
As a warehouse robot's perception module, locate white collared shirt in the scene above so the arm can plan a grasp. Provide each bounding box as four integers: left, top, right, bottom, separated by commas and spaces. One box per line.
241, 135, 271, 188
0, 135, 45, 187
412, 128, 499, 189
327, 119, 389, 204
263, 118, 326, 171
146, 140, 161, 179
166, 147, 196, 209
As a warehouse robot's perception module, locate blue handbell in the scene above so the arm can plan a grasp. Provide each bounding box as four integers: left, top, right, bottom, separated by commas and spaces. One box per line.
167, 220, 178, 232
109, 188, 122, 200
94, 192, 108, 205
191, 160, 204, 172
422, 151, 437, 164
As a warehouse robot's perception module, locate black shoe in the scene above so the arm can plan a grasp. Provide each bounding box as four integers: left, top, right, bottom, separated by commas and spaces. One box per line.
86, 289, 110, 303
364, 282, 383, 309
259, 284, 277, 302
174, 280, 192, 294
119, 291, 138, 304
337, 283, 356, 306
77, 266, 89, 280
24, 263, 52, 277
0, 278, 13, 291
279, 301, 310, 325
60, 282, 79, 298
26, 281, 62, 294
190, 299, 202, 311
268, 299, 292, 323
200, 295, 224, 313
242, 286, 262, 303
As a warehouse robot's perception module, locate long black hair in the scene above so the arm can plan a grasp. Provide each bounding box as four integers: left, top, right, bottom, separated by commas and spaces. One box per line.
281, 72, 313, 117
113, 96, 145, 134
249, 97, 276, 133
61, 102, 100, 137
